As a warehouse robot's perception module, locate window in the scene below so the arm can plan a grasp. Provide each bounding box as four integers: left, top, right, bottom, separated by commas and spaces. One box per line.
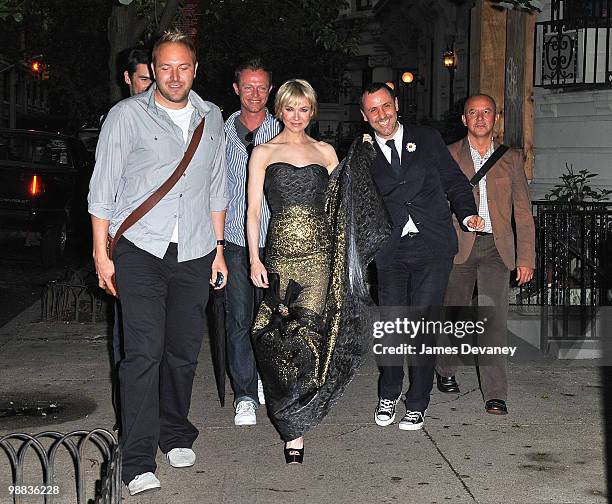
356, 0, 373, 11
0, 133, 72, 167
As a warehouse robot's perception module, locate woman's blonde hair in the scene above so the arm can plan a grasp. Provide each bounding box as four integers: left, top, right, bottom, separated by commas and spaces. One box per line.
274, 79, 318, 119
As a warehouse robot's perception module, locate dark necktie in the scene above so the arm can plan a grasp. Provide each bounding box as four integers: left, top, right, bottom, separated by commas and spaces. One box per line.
385, 139, 401, 175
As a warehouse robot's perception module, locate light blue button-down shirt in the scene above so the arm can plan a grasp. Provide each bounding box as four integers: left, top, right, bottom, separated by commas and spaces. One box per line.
88, 85, 228, 262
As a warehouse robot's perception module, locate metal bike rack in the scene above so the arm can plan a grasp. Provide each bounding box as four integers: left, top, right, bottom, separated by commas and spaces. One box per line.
0, 429, 121, 503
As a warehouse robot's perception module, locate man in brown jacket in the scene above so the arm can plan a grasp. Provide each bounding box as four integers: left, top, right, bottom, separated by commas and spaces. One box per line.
435, 94, 535, 415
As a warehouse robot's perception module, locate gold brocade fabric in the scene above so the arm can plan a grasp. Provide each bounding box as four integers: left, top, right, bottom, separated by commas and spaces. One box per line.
252, 144, 392, 442
266, 205, 331, 316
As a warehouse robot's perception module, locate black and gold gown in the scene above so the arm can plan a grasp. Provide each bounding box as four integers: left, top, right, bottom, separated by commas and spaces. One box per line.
251, 139, 392, 441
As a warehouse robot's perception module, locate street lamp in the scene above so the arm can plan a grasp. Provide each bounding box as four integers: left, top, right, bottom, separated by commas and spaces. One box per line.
401, 71, 414, 84
442, 47, 457, 113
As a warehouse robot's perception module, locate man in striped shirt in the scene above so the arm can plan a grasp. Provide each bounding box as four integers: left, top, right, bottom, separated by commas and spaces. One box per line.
224, 58, 281, 426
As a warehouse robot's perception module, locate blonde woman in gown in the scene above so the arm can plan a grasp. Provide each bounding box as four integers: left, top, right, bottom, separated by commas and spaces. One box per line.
246, 79, 391, 464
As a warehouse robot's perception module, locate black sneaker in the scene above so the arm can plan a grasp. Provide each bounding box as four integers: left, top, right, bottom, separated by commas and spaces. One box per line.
398, 409, 426, 430
374, 397, 400, 426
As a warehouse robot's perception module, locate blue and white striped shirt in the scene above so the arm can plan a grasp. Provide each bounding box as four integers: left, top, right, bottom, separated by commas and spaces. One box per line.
224, 109, 281, 247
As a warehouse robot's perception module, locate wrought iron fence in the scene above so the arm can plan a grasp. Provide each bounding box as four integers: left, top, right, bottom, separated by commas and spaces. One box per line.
41, 267, 109, 323
513, 201, 612, 345
534, 0, 612, 87
514, 201, 612, 306
0, 429, 121, 504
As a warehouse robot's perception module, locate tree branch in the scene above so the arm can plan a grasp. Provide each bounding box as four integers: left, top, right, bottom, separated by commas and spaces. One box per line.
154, 0, 180, 37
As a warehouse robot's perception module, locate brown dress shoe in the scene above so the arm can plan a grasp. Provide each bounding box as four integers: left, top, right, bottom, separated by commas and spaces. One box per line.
485, 399, 508, 415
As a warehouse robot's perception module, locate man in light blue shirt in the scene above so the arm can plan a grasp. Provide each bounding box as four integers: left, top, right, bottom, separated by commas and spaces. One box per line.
223, 58, 281, 426
88, 30, 228, 496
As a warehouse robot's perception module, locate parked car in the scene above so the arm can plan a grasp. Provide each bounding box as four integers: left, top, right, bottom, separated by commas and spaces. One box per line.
76, 126, 100, 154
0, 129, 93, 265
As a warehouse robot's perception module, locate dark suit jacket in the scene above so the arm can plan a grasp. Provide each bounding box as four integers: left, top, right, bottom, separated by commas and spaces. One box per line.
448, 138, 536, 270
369, 123, 477, 266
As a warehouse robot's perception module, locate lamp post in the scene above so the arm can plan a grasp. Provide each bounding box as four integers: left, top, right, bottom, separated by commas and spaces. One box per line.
401, 71, 414, 84
442, 48, 457, 113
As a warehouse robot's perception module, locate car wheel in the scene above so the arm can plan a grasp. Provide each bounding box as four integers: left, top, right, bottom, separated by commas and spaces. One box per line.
41, 221, 67, 266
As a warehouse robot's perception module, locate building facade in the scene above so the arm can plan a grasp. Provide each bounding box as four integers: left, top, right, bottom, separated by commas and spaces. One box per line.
0, 56, 49, 130
318, 0, 472, 149
532, 0, 612, 199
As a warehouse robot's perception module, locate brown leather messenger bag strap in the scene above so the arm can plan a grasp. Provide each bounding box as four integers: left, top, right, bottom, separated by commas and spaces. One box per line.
107, 117, 205, 259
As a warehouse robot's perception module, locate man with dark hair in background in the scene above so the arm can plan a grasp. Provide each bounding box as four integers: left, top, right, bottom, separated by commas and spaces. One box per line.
223, 58, 281, 426
123, 47, 153, 96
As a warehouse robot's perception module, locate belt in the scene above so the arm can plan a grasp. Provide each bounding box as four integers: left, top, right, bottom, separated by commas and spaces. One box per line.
475, 231, 493, 237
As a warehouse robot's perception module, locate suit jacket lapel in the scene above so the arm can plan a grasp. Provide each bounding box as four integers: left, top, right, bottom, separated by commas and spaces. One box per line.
459, 137, 479, 206
459, 137, 476, 179
372, 139, 386, 165
400, 123, 418, 172
371, 140, 391, 178
484, 139, 506, 205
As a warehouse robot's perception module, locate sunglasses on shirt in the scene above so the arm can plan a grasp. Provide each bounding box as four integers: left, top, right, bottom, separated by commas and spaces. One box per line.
245, 130, 255, 156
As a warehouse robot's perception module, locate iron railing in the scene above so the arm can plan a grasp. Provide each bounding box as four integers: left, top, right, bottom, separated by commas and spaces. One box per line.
534, 0, 612, 88
513, 201, 612, 345
514, 201, 612, 307
0, 429, 121, 504
41, 267, 108, 323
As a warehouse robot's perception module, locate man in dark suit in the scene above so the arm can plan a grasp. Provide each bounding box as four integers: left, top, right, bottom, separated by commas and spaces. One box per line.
361, 82, 484, 431
435, 94, 535, 415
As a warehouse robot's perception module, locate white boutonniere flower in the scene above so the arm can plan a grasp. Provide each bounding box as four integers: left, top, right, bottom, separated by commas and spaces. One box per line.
406, 142, 417, 153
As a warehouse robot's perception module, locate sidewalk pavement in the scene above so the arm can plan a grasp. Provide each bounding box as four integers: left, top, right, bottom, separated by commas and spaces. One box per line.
0, 301, 607, 504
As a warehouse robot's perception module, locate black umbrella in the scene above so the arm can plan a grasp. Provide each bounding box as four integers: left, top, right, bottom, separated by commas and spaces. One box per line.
208, 287, 227, 407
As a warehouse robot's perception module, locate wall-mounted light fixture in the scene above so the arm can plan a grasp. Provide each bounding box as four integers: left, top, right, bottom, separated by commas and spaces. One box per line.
442, 46, 457, 112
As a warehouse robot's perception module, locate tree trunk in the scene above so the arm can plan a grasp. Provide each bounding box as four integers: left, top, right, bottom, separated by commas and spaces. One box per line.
107, 1, 180, 105
153, 0, 180, 38
107, 4, 146, 104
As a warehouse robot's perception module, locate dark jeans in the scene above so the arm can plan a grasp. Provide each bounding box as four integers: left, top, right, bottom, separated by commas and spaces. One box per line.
436, 234, 510, 401
377, 234, 453, 412
224, 242, 264, 405
114, 238, 213, 484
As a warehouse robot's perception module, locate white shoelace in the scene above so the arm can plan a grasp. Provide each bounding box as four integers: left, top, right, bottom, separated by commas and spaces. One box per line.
236, 402, 256, 414
377, 398, 396, 415
403, 411, 423, 422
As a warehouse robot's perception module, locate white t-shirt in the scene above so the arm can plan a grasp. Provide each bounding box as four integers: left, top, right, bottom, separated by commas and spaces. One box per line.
156, 100, 195, 243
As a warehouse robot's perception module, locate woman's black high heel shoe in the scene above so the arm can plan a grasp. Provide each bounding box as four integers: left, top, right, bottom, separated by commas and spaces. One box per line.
284, 445, 304, 464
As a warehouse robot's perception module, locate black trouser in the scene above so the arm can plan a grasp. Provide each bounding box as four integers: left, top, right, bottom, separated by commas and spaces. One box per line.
114, 238, 213, 484
436, 234, 510, 401
111, 301, 123, 429
377, 234, 453, 412
224, 242, 264, 405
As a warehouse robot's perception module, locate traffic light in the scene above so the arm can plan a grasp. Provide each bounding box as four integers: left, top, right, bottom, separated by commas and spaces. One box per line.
30, 60, 42, 79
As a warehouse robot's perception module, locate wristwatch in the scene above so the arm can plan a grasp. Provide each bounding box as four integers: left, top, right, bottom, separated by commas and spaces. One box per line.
216, 239, 226, 246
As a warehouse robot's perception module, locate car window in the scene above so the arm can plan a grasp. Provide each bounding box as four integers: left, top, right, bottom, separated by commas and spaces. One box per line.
0, 133, 72, 167
70, 139, 94, 169
76, 129, 99, 153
